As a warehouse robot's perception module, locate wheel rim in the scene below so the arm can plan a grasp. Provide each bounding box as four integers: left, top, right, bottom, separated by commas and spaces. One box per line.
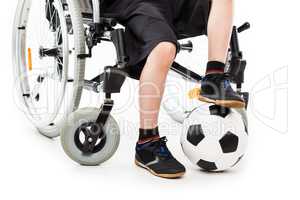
14, 0, 69, 129
74, 122, 107, 154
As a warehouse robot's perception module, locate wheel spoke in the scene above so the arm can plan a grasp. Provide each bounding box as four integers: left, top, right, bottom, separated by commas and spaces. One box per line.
81, 127, 92, 138
82, 140, 93, 153
31, 80, 43, 101
56, 56, 63, 65
57, 26, 62, 44
81, 128, 98, 153
77, 123, 107, 154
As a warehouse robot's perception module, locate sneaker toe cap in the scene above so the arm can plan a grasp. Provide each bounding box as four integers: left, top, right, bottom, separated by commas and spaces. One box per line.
150, 160, 186, 174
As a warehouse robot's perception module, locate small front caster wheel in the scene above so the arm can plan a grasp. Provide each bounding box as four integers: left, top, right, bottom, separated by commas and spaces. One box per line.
61, 107, 120, 166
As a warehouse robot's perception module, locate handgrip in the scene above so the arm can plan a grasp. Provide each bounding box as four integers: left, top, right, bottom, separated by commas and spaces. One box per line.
237, 22, 250, 33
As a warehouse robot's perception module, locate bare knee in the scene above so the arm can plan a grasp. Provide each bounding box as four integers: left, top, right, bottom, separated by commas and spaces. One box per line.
153, 42, 177, 61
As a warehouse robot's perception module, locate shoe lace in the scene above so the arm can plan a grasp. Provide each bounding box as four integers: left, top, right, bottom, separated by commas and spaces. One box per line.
152, 137, 172, 159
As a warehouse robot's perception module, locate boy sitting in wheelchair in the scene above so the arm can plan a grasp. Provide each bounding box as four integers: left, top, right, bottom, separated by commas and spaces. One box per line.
101, 0, 244, 178
14, 0, 248, 179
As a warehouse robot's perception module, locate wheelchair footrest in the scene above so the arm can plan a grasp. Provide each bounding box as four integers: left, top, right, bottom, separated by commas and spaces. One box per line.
227, 58, 246, 85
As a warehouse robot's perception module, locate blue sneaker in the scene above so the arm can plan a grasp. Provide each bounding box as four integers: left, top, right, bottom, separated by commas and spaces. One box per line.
198, 73, 245, 108
135, 137, 186, 179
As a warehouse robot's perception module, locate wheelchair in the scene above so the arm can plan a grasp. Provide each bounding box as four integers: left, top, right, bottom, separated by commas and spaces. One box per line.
12, 0, 250, 165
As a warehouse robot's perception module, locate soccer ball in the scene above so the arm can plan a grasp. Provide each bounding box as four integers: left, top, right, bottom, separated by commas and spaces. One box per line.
181, 104, 248, 172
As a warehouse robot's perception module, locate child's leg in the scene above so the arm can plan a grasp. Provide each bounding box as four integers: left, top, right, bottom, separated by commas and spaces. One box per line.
139, 42, 176, 134
195, 0, 245, 108
135, 43, 186, 178
207, 0, 233, 73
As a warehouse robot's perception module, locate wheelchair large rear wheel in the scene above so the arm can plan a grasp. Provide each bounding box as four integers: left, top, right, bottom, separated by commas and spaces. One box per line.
12, 0, 86, 138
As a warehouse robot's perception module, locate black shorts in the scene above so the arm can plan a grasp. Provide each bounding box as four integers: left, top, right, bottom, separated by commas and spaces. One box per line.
102, 0, 211, 79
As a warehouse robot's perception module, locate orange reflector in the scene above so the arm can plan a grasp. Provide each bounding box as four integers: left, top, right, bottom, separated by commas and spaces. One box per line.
27, 48, 32, 71
188, 87, 201, 99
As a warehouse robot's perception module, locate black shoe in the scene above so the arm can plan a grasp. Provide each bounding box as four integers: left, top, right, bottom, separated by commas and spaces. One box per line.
198, 73, 245, 108
135, 137, 186, 179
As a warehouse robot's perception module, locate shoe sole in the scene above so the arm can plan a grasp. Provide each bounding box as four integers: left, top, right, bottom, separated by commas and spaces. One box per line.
134, 159, 185, 179
188, 87, 245, 108
198, 95, 246, 108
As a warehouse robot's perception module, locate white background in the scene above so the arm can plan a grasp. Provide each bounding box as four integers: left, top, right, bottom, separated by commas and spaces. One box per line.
0, 0, 299, 199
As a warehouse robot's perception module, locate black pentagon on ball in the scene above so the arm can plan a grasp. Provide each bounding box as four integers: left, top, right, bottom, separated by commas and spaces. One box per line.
197, 159, 218, 171
219, 131, 239, 153
187, 124, 205, 146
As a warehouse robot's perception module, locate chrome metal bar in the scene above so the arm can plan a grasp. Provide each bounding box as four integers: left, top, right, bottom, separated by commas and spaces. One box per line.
92, 0, 100, 23
82, 17, 93, 25
179, 41, 193, 52
83, 80, 102, 93
170, 62, 202, 83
